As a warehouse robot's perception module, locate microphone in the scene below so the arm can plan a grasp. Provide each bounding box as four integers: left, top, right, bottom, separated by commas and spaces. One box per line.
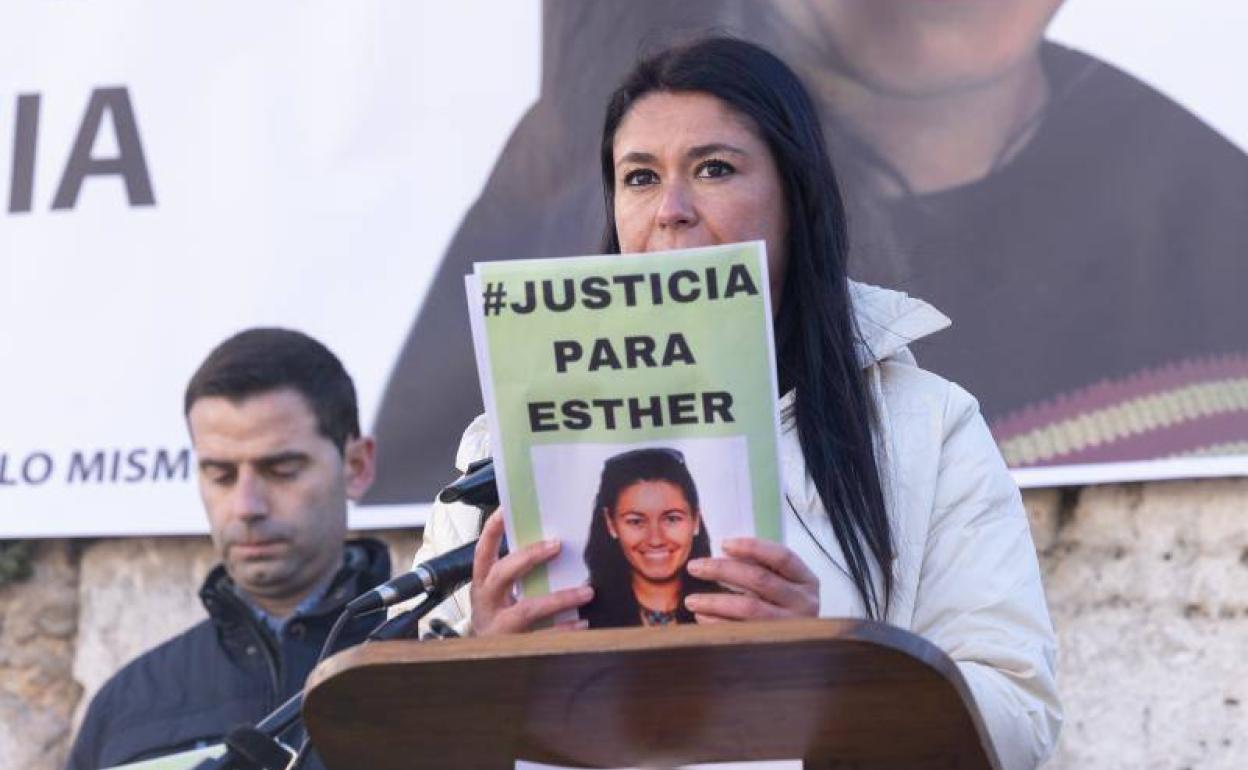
437, 457, 498, 508
346, 538, 479, 615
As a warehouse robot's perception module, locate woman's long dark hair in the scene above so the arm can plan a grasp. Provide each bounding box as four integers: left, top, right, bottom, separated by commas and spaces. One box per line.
580, 448, 719, 628
600, 37, 893, 619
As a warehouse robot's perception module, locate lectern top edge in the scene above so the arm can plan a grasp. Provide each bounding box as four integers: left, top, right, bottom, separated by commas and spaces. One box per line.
304, 616, 1004, 770
311, 617, 961, 691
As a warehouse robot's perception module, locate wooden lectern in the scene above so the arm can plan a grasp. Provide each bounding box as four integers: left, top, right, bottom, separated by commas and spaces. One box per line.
303, 618, 1001, 770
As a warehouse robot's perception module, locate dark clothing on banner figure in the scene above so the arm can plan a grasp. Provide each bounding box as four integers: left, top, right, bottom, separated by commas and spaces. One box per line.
66, 540, 390, 770
841, 43, 1248, 466
367, 5, 1248, 504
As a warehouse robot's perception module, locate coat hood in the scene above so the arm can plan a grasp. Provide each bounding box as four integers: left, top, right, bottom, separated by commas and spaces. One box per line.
848, 281, 951, 367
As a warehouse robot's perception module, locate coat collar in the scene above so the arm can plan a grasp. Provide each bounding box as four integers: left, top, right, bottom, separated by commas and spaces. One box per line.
848, 280, 951, 368
779, 281, 950, 416
198, 538, 392, 636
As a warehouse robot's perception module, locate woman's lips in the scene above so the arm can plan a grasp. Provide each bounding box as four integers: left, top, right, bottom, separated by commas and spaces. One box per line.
640, 549, 676, 562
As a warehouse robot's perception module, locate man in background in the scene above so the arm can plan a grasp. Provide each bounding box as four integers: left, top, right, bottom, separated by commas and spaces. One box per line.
68, 328, 390, 769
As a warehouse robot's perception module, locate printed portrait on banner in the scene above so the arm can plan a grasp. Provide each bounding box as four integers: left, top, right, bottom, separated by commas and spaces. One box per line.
368, 0, 1248, 505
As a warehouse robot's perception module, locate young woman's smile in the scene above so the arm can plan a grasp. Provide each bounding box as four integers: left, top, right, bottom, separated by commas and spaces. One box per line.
606, 479, 700, 585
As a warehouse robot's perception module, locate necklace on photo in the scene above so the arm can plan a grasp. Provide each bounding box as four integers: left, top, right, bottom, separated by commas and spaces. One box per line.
640, 606, 679, 626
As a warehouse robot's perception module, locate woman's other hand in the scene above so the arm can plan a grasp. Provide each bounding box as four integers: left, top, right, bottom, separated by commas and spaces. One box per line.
684, 538, 819, 621
469, 511, 594, 636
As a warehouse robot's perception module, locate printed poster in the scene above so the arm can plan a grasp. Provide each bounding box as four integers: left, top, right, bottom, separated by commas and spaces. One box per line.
466, 242, 783, 627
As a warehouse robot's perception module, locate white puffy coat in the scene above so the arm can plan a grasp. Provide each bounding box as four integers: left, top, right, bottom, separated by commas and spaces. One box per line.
408, 282, 1062, 770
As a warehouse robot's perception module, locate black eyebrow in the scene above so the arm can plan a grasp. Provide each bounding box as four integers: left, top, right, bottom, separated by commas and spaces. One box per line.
615, 144, 748, 169
254, 452, 309, 469
616, 150, 657, 167
197, 452, 309, 472
686, 142, 747, 160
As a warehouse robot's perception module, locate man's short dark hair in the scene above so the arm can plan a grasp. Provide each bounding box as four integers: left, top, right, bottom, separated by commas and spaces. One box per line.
184, 328, 361, 453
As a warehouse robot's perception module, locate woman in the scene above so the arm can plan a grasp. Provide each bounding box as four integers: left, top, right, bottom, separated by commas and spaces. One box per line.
411, 37, 1060, 770
580, 447, 719, 628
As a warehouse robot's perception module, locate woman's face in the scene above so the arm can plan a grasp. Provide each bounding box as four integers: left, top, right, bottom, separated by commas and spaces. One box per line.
612, 91, 790, 305
605, 479, 700, 584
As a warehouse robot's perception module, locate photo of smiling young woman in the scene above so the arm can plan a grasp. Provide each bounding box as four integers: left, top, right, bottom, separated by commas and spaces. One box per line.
579, 448, 721, 628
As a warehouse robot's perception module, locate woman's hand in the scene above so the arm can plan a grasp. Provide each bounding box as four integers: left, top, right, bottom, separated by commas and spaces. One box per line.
683, 537, 819, 621
469, 510, 594, 636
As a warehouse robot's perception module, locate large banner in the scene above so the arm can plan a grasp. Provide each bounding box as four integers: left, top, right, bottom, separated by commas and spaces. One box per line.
0, 2, 542, 536
3, 1, 1246, 537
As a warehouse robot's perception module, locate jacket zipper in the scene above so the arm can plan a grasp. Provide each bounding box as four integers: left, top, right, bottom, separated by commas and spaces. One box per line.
249, 619, 282, 707
215, 588, 283, 705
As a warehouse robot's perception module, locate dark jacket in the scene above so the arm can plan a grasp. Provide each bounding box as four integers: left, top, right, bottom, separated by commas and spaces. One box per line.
66, 539, 391, 770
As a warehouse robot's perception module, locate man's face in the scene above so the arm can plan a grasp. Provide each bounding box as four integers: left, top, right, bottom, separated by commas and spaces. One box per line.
188, 388, 374, 613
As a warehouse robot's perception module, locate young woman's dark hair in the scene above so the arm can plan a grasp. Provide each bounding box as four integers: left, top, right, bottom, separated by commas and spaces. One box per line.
600, 37, 893, 619
580, 448, 719, 628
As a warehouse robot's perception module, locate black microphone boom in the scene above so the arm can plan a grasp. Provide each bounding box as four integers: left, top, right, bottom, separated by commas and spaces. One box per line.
345, 538, 479, 615
437, 457, 497, 508
346, 459, 502, 616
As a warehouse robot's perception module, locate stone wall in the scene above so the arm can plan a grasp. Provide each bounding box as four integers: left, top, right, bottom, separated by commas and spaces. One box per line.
1028, 479, 1248, 769
0, 530, 419, 770
2, 481, 1247, 769
0, 541, 80, 770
